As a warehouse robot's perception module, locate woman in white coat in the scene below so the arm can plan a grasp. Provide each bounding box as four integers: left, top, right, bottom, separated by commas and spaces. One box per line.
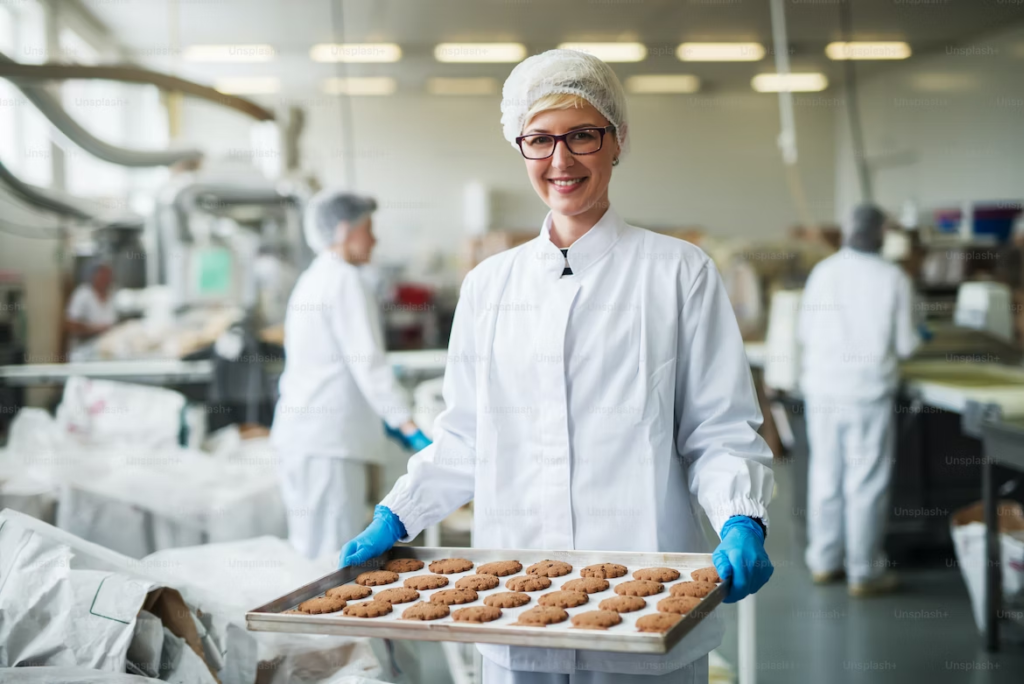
342, 51, 775, 682
272, 191, 430, 559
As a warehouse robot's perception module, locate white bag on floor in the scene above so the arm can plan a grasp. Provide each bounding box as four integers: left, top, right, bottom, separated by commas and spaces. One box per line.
0, 511, 390, 684
950, 501, 1024, 631
0, 521, 156, 670
56, 376, 185, 448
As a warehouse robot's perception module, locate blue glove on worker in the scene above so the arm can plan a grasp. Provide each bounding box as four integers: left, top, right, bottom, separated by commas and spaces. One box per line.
339, 505, 406, 568
406, 430, 432, 452
383, 422, 433, 452
917, 322, 934, 343
712, 516, 774, 604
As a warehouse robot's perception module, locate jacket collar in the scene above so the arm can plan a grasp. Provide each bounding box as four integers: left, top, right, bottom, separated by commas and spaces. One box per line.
534, 207, 627, 279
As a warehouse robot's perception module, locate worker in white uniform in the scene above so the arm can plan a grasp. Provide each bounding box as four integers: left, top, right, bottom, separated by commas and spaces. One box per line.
66, 262, 117, 355
799, 204, 920, 596
272, 190, 431, 560
342, 50, 775, 683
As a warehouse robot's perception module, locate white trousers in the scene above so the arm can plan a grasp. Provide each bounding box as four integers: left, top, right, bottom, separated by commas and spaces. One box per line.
804, 395, 895, 583
483, 655, 708, 684
277, 453, 368, 559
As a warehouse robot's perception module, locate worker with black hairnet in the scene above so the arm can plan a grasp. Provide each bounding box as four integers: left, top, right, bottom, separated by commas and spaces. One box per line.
798, 203, 921, 596
271, 190, 430, 559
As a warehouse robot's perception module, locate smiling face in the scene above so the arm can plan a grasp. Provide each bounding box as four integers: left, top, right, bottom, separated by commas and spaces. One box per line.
521, 99, 620, 226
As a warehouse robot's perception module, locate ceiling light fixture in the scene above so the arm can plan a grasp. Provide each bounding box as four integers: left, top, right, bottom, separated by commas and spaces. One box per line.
309, 43, 402, 63
677, 43, 764, 62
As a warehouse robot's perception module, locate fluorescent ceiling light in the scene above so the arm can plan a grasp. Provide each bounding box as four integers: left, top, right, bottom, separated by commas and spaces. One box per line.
557, 42, 647, 62
826, 41, 911, 60
751, 73, 829, 92
214, 77, 280, 95
625, 74, 700, 94
427, 77, 498, 95
309, 43, 402, 63
322, 77, 396, 96
183, 44, 275, 63
677, 42, 764, 62
911, 73, 976, 92
434, 43, 527, 63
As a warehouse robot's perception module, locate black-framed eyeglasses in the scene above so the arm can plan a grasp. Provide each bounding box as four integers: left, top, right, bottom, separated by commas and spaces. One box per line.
515, 125, 615, 160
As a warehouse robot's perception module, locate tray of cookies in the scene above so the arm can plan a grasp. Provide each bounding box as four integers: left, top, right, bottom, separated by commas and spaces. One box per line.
246, 547, 727, 654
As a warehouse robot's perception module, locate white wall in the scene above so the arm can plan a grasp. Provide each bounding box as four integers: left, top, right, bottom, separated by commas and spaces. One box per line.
834, 25, 1024, 224
176, 88, 838, 262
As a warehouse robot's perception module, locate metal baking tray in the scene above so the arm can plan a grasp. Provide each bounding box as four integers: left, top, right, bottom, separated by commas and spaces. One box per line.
247, 547, 726, 654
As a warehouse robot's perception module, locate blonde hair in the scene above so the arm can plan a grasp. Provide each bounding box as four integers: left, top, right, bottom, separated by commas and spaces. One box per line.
524, 93, 616, 140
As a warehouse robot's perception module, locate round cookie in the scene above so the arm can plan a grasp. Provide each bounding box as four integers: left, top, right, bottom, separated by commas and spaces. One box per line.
505, 575, 552, 592
691, 567, 721, 584
355, 570, 400, 587
326, 584, 373, 601
563, 578, 610, 594
516, 606, 569, 626
453, 605, 503, 623
538, 590, 589, 609
657, 596, 701, 615
375, 587, 420, 605
298, 595, 346, 614
614, 580, 664, 597
580, 563, 628, 579
402, 601, 450, 621
456, 574, 500, 591
526, 560, 573, 578
342, 600, 392, 618
633, 567, 680, 582
571, 610, 622, 630
485, 592, 531, 609
429, 558, 474, 574
478, 560, 523, 577
670, 581, 717, 599
383, 558, 425, 573
404, 575, 449, 591
430, 588, 479, 605
637, 613, 681, 633
598, 596, 647, 613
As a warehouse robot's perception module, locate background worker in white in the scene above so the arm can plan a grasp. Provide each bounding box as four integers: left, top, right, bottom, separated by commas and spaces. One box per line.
343, 50, 775, 683
272, 190, 430, 559
799, 204, 921, 595
65, 262, 117, 358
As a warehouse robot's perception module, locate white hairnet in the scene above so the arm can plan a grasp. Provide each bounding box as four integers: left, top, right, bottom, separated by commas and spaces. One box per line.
845, 203, 886, 253
500, 49, 629, 158
303, 189, 377, 254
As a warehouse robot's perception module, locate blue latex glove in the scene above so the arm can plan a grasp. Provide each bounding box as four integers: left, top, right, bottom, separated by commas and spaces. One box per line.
406, 429, 432, 452
917, 322, 934, 343
712, 516, 773, 603
383, 422, 407, 448
339, 505, 407, 568
382, 421, 432, 453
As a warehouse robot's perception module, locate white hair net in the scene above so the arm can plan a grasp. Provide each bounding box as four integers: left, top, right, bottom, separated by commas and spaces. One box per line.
303, 189, 377, 254
500, 49, 629, 158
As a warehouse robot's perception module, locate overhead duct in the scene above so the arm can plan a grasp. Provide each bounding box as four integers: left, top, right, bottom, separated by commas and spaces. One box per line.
0, 51, 203, 168
0, 156, 94, 221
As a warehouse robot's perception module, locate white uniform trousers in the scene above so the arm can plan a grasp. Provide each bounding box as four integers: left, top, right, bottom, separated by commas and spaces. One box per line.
277, 452, 368, 559
804, 395, 895, 583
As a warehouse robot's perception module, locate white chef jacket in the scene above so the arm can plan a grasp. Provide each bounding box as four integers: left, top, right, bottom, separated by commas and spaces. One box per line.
381, 207, 774, 675
272, 253, 411, 461
66, 284, 117, 328
799, 248, 920, 401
